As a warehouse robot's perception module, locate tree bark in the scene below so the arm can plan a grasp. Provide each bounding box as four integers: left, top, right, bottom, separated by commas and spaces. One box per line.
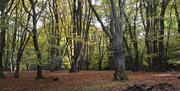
0, 10, 6, 79
110, 0, 128, 80
70, 0, 83, 73
158, 0, 170, 71
88, 0, 128, 80
29, 0, 44, 79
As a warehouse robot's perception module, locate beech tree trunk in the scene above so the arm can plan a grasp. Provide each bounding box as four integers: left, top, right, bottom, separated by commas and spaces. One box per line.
29, 0, 44, 79
110, 0, 128, 80
0, 10, 6, 79
112, 35, 127, 80
158, 0, 170, 71
88, 0, 128, 80
70, 0, 83, 73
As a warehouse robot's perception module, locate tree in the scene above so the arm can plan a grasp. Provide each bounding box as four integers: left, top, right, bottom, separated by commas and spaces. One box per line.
124, 1, 140, 71
22, 0, 47, 79
97, 34, 107, 70
69, 0, 83, 72
0, 0, 14, 79
158, 0, 170, 71
79, 1, 92, 70
9, 2, 19, 72
88, 0, 128, 80
47, 0, 62, 71
14, 12, 31, 78
140, 0, 159, 71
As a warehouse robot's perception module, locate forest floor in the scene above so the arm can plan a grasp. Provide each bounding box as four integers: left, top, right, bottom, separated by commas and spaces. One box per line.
0, 70, 179, 91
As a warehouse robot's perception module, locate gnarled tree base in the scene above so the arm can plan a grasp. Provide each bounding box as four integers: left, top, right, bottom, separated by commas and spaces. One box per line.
114, 69, 128, 81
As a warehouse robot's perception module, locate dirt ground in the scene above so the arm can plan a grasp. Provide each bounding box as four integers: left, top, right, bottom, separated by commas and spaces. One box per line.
0, 70, 179, 91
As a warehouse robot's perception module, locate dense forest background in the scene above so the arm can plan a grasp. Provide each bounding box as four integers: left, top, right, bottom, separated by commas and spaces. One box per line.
0, 0, 179, 81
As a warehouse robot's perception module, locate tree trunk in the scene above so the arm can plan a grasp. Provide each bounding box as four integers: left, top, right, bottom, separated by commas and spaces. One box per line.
0, 0, 14, 78
158, 0, 169, 71
124, 5, 140, 71
132, 4, 140, 71
70, 0, 83, 73
14, 50, 23, 78
113, 36, 128, 80
88, 0, 128, 80
0, 11, 6, 78
48, 0, 61, 71
111, 0, 128, 80
33, 34, 43, 79
29, 0, 43, 79
10, 25, 17, 72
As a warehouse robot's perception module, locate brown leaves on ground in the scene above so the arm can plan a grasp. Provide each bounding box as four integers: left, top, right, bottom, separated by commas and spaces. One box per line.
0, 71, 179, 91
